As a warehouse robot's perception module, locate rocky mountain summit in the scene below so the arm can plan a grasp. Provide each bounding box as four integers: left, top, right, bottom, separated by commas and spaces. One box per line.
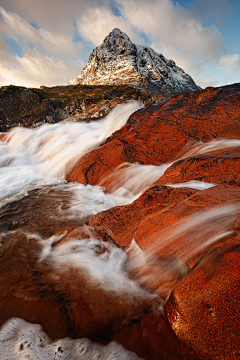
69, 28, 200, 95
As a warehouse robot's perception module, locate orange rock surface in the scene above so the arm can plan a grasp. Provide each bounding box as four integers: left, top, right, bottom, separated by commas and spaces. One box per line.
2, 86, 240, 359
165, 232, 240, 359
89, 185, 197, 248
157, 147, 240, 186
66, 87, 240, 185
64, 86, 240, 359
0, 133, 6, 142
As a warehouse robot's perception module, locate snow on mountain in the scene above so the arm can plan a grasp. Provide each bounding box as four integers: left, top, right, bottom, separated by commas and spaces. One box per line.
69, 28, 200, 94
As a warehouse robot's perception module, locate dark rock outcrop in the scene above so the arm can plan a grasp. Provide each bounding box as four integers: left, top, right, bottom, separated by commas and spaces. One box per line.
0, 84, 164, 132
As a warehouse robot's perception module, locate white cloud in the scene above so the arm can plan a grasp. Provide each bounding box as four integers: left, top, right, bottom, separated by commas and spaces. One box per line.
0, 4, 85, 87
0, 0, 234, 88
219, 54, 240, 73
0, 48, 84, 87
75, 6, 142, 47
0, 6, 79, 56
117, 0, 224, 57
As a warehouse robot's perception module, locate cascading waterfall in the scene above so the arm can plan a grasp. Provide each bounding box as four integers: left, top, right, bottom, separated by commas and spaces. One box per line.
0, 102, 239, 359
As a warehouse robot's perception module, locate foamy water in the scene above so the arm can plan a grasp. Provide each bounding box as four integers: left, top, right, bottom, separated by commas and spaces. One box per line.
1, 102, 240, 359
180, 138, 240, 158
41, 236, 153, 298
0, 318, 142, 360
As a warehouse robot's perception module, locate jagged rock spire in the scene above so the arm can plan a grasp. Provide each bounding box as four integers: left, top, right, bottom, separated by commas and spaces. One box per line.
69, 28, 200, 94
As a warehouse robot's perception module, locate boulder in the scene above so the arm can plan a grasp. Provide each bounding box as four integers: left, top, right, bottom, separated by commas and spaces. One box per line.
66, 140, 127, 185
0, 230, 199, 360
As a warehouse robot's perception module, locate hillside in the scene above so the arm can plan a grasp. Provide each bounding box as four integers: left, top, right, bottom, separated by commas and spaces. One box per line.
0, 84, 165, 132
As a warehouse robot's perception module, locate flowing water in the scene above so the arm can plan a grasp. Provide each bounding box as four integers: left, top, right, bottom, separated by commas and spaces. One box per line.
0, 102, 239, 359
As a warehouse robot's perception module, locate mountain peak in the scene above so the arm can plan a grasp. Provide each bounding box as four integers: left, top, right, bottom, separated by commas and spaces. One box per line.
105, 28, 130, 42
108, 28, 127, 36
100, 28, 136, 59
69, 28, 200, 94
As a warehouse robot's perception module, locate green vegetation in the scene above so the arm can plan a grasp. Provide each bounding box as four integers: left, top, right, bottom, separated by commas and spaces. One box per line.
0, 83, 169, 132
31, 84, 142, 101
0, 85, 27, 98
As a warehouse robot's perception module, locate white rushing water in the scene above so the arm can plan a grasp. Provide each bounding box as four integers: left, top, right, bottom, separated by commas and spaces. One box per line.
0, 102, 148, 359
0, 101, 141, 202
127, 205, 238, 298
167, 180, 216, 190
1, 101, 239, 205
41, 236, 153, 297
99, 138, 238, 197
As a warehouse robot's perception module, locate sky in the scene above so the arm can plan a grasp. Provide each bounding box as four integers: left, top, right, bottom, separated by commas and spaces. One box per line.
0, 0, 239, 89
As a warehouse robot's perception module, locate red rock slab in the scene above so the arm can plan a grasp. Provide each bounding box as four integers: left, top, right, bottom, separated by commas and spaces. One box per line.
66, 139, 128, 185
0, 233, 70, 339
89, 185, 197, 248
109, 308, 199, 360
156, 148, 240, 186
165, 233, 240, 360
89, 185, 240, 262
89, 184, 240, 298
137, 186, 238, 251
129, 87, 240, 141
53, 225, 94, 246
124, 185, 240, 295
0, 231, 199, 359
66, 87, 240, 186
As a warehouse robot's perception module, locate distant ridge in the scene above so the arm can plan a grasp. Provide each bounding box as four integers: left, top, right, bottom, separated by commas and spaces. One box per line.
69, 28, 200, 95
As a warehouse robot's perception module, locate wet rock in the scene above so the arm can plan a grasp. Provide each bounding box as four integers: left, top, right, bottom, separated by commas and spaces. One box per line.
0, 185, 86, 238
165, 233, 240, 359
88, 184, 240, 300
89, 185, 197, 248
0, 231, 156, 341
109, 309, 199, 360
134, 185, 240, 265
67, 87, 240, 185
157, 147, 240, 186
66, 140, 127, 184
0, 229, 199, 360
